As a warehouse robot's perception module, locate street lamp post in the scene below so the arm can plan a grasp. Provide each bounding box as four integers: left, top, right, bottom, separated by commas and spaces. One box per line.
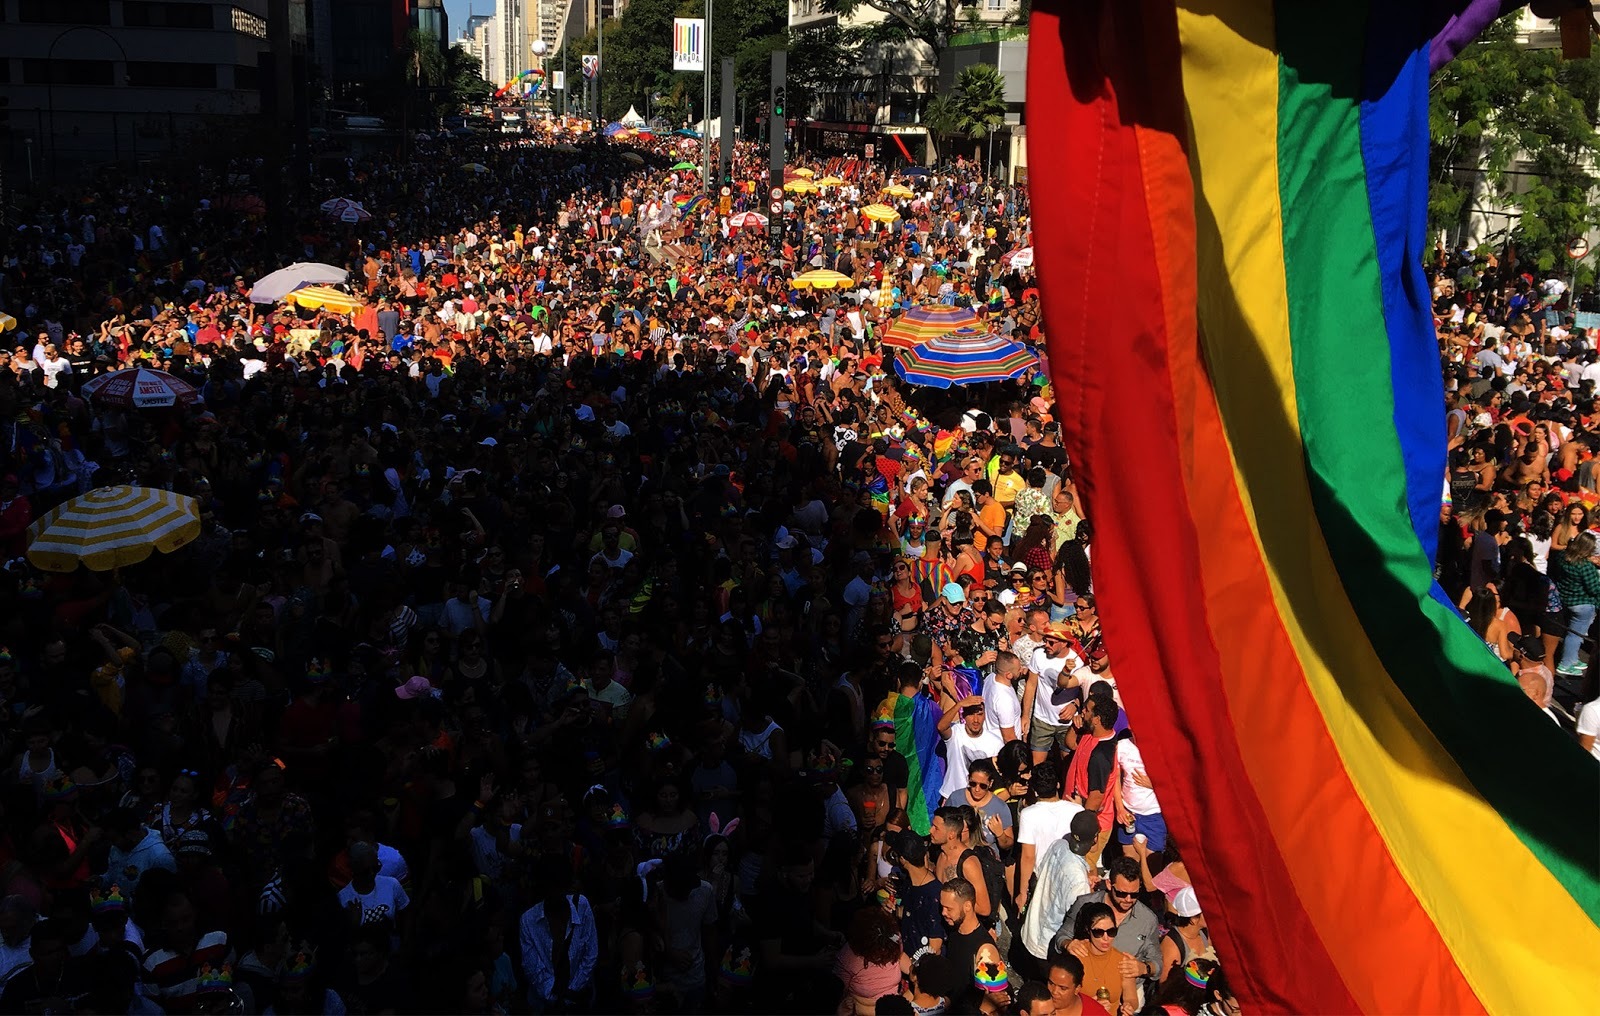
45, 26, 129, 175
531, 38, 548, 124
699, 0, 714, 190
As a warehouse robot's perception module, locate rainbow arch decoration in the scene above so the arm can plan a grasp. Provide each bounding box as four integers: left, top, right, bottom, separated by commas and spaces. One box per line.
1027, 1, 1600, 1013
495, 68, 545, 97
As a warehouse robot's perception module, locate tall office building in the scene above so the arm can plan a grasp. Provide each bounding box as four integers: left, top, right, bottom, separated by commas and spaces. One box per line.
413, 0, 447, 43
0, 0, 281, 173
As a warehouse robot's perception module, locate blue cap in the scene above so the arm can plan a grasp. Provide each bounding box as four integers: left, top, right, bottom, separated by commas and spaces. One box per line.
940, 582, 966, 604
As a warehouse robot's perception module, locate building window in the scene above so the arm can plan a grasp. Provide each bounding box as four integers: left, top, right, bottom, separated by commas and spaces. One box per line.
233, 63, 260, 89
18, 0, 111, 23
22, 59, 115, 85
123, 2, 218, 28
985, 0, 1003, 9
127, 61, 219, 88
232, 6, 269, 38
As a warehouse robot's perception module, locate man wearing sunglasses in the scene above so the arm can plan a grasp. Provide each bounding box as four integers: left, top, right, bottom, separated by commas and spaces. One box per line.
1054, 856, 1163, 999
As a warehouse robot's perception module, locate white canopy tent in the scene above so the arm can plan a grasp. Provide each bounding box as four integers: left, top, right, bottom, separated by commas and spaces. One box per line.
620, 106, 648, 128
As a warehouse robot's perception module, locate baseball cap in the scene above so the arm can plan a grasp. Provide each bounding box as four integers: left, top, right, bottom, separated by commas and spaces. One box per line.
1066, 810, 1099, 853
177, 829, 213, 857
1171, 886, 1203, 918
395, 675, 436, 700
940, 582, 966, 604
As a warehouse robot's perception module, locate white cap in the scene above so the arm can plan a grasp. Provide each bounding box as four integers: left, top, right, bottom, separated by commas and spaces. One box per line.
1171, 887, 1202, 918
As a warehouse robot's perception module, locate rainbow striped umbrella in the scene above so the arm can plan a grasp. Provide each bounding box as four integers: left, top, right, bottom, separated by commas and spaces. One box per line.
881, 304, 981, 349
26, 485, 201, 572
893, 327, 1037, 388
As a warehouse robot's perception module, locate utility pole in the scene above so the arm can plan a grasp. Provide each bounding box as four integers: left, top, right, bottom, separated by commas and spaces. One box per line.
768, 49, 786, 257
700, 0, 713, 190
768, 50, 785, 186
719, 56, 734, 187
594, 1, 605, 130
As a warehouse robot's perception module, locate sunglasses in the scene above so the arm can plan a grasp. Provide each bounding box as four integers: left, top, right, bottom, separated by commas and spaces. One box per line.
967, 780, 991, 790
1089, 926, 1117, 939
865, 766, 884, 774
1109, 887, 1139, 899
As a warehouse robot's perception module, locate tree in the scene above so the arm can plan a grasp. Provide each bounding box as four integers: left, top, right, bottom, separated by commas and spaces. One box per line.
1430, 15, 1600, 272
783, 25, 859, 121
819, 0, 956, 75
401, 28, 448, 91
446, 47, 493, 107
922, 63, 1007, 164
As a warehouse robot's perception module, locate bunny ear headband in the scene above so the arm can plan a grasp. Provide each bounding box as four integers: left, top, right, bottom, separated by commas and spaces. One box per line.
705, 812, 740, 847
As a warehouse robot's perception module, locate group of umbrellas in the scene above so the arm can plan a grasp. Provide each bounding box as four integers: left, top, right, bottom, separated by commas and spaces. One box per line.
20, 364, 204, 572
882, 304, 1040, 389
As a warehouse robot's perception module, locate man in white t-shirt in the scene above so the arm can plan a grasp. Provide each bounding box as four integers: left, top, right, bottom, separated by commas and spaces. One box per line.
1027, 623, 1090, 764
983, 651, 1024, 743
1113, 734, 1166, 853
337, 841, 411, 950
939, 697, 1004, 800
1015, 760, 1083, 910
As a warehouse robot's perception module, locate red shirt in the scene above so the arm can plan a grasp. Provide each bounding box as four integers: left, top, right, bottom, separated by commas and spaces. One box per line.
1077, 995, 1112, 1016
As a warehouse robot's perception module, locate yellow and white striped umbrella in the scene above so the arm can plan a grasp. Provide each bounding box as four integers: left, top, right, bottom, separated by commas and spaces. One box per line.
0, 312, 16, 332
861, 203, 900, 223
790, 269, 854, 290
26, 485, 201, 572
286, 286, 364, 314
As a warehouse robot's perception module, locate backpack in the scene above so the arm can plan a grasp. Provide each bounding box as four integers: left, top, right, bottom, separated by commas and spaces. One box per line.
960, 845, 1008, 924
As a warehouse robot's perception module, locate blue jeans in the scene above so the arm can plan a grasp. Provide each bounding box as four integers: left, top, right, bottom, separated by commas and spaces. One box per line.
1560, 602, 1597, 670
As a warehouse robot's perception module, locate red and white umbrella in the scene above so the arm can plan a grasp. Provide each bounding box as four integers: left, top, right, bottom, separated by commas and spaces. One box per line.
319, 197, 372, 223
80, 367, 199, 408
728, 211, 769, 230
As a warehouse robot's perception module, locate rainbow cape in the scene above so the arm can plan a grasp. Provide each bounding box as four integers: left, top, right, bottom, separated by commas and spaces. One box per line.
1028, 1, 1599, 1013
874, 692, 945, 834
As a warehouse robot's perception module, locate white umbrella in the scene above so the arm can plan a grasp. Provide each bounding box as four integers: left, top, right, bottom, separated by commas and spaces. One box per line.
320, 197, 372, 223
249, 262, 349, 304
728, 211, 769, 230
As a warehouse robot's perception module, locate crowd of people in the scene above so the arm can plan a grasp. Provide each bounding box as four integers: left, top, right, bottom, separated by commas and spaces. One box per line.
1434, 251, 1600, 749
0, 106, 1285, 1016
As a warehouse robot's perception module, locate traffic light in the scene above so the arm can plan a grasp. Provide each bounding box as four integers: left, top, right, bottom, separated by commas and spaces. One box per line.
772, 86, 785, 119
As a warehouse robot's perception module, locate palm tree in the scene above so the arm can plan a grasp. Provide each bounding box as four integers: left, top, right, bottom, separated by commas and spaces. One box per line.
951, 64, 1008, 143
923, 64, 1009, 167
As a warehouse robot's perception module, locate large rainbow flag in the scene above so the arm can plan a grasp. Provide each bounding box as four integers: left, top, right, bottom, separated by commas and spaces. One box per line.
1028, 1, 1599, 1012
875, 691, 946, 835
